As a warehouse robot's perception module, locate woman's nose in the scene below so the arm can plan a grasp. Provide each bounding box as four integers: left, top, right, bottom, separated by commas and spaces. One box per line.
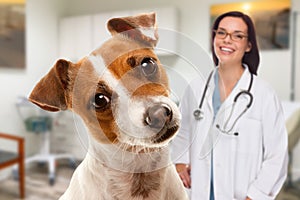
223, 34, 232, 42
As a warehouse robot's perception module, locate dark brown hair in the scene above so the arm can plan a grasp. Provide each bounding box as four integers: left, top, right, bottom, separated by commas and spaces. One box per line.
211, 11, 260, 75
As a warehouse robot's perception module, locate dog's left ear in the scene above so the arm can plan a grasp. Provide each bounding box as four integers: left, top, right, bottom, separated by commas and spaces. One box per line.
107, 12, 158, 47
29, 59, 72, 112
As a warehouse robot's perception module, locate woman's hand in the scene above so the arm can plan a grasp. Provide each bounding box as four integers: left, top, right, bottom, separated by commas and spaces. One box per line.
175, 163, 191, 188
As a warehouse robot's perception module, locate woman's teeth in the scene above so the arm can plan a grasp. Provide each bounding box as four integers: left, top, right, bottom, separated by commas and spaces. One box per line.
221, 47, 234, 52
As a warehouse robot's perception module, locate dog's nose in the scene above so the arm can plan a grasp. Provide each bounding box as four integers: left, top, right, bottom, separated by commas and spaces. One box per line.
145, 104, 173, 129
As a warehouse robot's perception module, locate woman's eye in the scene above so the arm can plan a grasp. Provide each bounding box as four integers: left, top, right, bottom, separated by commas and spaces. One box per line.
92, 93, 110, 110
140, 57, 157, 76
217, 30, 226, 36
234, 34, 244, 39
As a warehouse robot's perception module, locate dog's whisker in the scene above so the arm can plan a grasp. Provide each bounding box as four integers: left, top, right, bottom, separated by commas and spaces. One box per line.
111, 139, 122, 160
121, 143, 129, 168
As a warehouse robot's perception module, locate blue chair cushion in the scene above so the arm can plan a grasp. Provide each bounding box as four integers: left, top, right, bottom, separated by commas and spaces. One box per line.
0, 150, 18, 163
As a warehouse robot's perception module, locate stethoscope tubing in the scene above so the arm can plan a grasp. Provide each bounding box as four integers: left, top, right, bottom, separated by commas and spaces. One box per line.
193, 68, 254, 134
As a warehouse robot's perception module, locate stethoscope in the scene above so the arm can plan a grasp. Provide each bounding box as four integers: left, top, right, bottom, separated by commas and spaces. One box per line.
193, 68, 254, 135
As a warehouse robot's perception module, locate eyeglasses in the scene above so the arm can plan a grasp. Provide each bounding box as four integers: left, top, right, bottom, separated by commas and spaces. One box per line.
214, 29, 248, 42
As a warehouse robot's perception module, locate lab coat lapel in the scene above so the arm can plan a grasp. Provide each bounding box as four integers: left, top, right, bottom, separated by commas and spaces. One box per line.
216, 67, 252, 131
204, 69, 217, 114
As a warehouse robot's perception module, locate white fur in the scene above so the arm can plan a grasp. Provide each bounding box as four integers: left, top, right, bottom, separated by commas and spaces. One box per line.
59, 152, 187, 200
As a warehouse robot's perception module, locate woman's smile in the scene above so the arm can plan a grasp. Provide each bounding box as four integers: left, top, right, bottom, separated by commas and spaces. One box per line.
219, 46, 235, 54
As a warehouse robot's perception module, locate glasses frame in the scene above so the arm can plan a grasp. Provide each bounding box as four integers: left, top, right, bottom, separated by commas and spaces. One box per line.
214, 29, 248, 42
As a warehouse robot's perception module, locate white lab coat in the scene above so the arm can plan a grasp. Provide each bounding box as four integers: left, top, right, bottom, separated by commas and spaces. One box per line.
171, 67, 288, 200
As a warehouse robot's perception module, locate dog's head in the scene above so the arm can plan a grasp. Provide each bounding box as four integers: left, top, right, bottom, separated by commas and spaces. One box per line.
29, 12, 180, 152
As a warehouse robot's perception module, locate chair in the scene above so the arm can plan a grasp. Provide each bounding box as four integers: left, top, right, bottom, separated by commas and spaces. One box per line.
0, 132, 25, 199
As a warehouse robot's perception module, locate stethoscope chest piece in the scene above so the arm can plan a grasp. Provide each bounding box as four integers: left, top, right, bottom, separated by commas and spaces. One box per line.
193, 109, 204, 120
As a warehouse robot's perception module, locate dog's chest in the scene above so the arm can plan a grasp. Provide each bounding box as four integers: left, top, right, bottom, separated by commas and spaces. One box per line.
106, 168, 163, 200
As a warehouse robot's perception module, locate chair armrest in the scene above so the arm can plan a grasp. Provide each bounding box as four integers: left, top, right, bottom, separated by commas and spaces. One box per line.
0, 132, 24, 142
0, 132, 25, 161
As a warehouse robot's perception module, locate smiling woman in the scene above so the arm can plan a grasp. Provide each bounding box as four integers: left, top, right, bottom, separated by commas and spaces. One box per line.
172, 11, 288, 200
0, 0, 25, 69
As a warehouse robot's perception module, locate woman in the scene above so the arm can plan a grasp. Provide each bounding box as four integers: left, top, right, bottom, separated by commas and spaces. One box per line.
171, 11, 288, 200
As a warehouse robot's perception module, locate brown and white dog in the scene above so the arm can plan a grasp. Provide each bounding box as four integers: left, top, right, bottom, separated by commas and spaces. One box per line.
29, 12, 188, 200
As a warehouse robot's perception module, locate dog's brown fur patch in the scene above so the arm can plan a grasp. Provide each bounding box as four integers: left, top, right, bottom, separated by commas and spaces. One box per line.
99, 46, 170, 98
130, 171, 161, 198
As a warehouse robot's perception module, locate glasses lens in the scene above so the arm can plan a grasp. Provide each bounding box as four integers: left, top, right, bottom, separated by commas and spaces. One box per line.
232, 33, 246, 41
216, 30, 226, 39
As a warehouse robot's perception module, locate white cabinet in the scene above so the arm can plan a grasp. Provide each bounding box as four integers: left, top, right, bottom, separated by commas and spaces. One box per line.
59, 7, 178, 61
59, 15, 93, 61
154, 7, 179, 55
92, 10, 132, 49
92, 12, 112, 50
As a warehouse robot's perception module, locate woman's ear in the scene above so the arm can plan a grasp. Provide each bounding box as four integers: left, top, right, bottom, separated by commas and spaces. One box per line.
246, 41, 252, 52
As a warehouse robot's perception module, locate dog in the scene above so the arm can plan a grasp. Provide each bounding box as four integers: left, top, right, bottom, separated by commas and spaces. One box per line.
29, 12, 188, 200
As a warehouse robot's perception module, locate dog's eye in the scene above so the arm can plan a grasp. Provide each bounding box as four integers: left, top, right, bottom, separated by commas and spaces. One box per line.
92, 93, 110, 110
141, 57, 157, 76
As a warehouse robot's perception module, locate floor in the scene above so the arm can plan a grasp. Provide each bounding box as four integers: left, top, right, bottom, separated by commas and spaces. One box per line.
0, 162, 73, 200
0, 162, 299, 200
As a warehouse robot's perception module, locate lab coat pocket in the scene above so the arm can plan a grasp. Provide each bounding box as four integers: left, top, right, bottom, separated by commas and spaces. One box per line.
233, 118, 263, 199
235, 117, 262, 151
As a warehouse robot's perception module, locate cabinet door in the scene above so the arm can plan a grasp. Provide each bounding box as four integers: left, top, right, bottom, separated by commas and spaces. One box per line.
59, 17, 76, 60
92, 12, 112, 50
155, 7, 178, 55
59, 15, 92, 61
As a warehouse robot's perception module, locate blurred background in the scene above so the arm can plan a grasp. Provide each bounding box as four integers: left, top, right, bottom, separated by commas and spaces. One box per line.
0, 0, 300, 199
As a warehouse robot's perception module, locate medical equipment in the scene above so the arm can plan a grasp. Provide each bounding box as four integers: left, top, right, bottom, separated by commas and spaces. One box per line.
193, 68, 254, 135
15, 97, 76, 185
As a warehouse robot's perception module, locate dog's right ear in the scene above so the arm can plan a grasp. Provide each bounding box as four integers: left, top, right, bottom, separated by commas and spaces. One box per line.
29, 59, 71, 112
107, 12, 158, 47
